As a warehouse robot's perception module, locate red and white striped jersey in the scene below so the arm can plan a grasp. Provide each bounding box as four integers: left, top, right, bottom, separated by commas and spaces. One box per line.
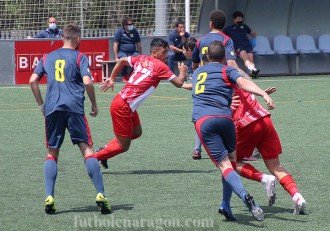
119, 55, 176, 111
232, 86, 270, 129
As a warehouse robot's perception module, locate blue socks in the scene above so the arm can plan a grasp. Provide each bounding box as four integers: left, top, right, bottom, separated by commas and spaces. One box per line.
44, 156, 105, 197
85, 157, 105, 195
223, 169, 247, 202
221, 175, 233, 208
195, 132, 202, 150
44, 158, 57, 197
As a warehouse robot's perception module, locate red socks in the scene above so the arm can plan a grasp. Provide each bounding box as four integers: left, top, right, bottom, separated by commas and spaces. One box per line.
84, 154, 97, 161
95, 138, 124, 160
279, 175, 299, 197
46, 155, 57, 162
223, 168, 235, 179
239, 163, 263, 182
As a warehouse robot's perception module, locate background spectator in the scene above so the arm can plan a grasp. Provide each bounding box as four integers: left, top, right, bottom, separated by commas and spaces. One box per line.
27, 17, 63, 39
168, 20, 192, 76
223, 11, 259, 78
113, 16, 142, 81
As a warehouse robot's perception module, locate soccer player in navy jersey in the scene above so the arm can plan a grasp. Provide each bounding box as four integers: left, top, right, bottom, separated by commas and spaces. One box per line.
190, 10, 239, 160
95, 38, 187, 169
192, 10, 238, 70
29, 23, 111, 215
190, 40, 275, 221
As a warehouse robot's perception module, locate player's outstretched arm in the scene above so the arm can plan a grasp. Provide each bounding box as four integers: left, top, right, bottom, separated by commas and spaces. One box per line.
236, 77, 275, 110
170, 62, 187, 88
227, 60, 239, 69
29, 73, 44, 114
237, 68, 252, 80
264, 87, 276, 95
181, 83, 192, 90
237, 68, 277, 96
83, 76, 98, 117
99, 57, 129, 92
230, 95, 241, 111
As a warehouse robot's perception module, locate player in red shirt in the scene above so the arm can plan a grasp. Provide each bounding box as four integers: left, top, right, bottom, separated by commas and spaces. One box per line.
95, 38, 187, 168
231, 72, 307, 215
184, 39, 306, 215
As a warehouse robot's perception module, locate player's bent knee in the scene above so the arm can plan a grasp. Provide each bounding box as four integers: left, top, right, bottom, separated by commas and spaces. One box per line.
121, 143, 131, 152
132, 131, 142, 140
264, 159, 282, 174
132, 126, 142, 139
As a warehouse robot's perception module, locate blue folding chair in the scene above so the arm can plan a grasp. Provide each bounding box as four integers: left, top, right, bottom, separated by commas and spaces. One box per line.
296, 34, 320, 54
274, 35, 299, 75
274, 35, 298, 54
253, 36, 275, 55
319, 34, 330, 53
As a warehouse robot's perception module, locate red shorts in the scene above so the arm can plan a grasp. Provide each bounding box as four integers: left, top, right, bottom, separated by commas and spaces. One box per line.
236, 115, 282, 161
110, 94, 141, 138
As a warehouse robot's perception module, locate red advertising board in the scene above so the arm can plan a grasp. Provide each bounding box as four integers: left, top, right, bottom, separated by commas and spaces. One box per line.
15, 39, 109, 84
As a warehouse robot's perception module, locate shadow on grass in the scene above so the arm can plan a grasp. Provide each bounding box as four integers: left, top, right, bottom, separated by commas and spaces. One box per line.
216, 205, 308, 228
262, 205, 309, 220
56, 204, 134, 214
219, 215, 267, 228
102, 169, 216, 175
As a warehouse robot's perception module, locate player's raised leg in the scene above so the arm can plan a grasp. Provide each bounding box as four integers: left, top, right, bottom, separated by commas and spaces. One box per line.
236, 161, 276, 206
96, 101, 142, 168
218, 156, 264, 221
264, 158, 306, 214
235, 119, 277, 206
197, 117, 264, 221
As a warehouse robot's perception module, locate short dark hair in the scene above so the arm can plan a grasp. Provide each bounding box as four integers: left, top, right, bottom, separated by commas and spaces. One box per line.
209, 10, 226, 30
207, 40, 225, 62
63, 23, 81, 40
150, 38, 169, 53
232, 11, 244, 19
122, 16, 133, 27
175, 20, 185, 28
183, 37, 197, 51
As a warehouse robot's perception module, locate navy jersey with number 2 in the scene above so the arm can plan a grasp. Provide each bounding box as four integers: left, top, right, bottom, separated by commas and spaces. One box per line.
192, 62, 241, 122
34, 48, 91, 116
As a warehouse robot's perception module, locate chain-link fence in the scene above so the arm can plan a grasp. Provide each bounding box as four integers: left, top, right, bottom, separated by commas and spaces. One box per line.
0, 0, 202, 39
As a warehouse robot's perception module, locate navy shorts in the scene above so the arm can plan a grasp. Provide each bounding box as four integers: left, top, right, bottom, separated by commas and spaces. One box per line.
195, 116, 236, 166
236, 43, 253, 54
45, 111, 93, 149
